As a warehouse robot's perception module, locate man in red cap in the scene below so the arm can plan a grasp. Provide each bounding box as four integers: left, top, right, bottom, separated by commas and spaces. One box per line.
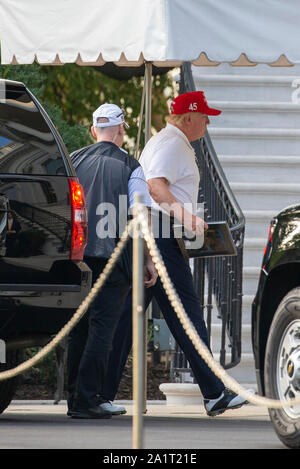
103, 91, 252, 417
142, 91, 221, 237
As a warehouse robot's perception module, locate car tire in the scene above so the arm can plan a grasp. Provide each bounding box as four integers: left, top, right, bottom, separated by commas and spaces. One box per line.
264, 287, 300, 449
0, 349, 23, 414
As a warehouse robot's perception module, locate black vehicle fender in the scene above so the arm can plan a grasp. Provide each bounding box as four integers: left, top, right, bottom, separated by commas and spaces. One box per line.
255, 261, 300, 394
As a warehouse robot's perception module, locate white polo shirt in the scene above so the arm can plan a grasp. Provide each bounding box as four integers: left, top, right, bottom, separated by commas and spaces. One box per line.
119, 148, 152, 208
139, 123, 200, 214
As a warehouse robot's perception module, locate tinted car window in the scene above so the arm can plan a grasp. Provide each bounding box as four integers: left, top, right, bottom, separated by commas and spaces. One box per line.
0, 86, 66, 175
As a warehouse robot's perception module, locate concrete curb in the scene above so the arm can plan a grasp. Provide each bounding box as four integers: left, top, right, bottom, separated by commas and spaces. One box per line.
8, 400, 270, 420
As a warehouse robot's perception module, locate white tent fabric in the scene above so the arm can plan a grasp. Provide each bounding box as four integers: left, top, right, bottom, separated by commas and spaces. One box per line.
0, 0, 300, 66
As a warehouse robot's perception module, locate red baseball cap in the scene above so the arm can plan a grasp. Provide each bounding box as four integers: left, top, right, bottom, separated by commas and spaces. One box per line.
170, 91, 221, 116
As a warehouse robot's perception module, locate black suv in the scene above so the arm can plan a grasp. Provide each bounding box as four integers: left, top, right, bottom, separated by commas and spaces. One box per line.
0, 79, 92, 412
252, 205, 300, 448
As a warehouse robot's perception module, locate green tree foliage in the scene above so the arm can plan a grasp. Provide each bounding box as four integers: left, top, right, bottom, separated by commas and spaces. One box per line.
0, 62, 175, 154
0, 63, 89, 153
39, 64, 175, 153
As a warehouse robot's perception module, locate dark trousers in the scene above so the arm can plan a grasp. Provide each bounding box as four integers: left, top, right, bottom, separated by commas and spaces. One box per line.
67, 257, 131, 409
102, 235, 225, 400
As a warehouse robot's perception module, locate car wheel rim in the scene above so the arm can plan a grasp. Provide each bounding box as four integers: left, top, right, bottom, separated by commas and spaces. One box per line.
276, 319, 300, 419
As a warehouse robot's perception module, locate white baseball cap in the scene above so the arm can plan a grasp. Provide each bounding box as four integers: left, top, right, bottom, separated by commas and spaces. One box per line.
92, 103, 129, 128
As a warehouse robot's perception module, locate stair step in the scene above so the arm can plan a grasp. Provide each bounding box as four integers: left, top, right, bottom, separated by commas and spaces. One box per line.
243, 267, 260, 295
242, 237, 265, 266
209, 101, 300, 129
192, 63, 300, 385
209, 296, 254, 326
204, 295, 254, 325
211, 127, 300, 137
211, 323, 253, 353
193, 64, 300, 102
204, 277, 258, 317
215, 353, 256, 384
245, 209, 277, 220
244, 237, 266, 247
209, 359, 256, 381
219, 155, 300, 183
194, 74, 299, 85
241, 294, 255, 323
242, 294, 255, 306
210, 127, 300, 155
230, 182, 300, 210
210, 101, 300, 111
244, 210, 275, 238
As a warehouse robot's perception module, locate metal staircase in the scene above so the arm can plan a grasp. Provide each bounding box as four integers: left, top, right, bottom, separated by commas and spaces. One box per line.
191, 62, 300, 388
169, 64, 246, 389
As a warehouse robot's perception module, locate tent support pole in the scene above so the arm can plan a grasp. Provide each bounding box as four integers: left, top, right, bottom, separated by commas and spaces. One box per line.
145, 62, 152, 143
143, 62, 152, 415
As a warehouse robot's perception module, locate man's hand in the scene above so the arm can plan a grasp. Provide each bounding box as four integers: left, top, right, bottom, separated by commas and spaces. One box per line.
144, 258, 158, 288
147, 178, 208, 236
190, 214, 208, 235
182, 212, 208, 237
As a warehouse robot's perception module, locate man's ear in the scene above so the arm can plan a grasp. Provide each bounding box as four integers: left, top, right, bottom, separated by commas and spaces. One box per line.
91, 126, 97, 139
185, 114, 192, 125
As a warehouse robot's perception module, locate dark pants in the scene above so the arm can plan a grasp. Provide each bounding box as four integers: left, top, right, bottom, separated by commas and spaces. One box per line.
67, 256, 131, 410
102, 235, 225, 400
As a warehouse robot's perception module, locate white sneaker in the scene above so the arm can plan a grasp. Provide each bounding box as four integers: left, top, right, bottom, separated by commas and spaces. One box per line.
204, 388, 255, 416
99, 400, 127, 415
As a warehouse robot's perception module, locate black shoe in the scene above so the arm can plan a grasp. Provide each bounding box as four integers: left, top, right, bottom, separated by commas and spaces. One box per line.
204, 388, 255, 417
70, 405, 112, 419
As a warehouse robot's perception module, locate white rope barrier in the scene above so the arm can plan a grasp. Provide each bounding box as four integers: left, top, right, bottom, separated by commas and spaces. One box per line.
1, 202, 300, 413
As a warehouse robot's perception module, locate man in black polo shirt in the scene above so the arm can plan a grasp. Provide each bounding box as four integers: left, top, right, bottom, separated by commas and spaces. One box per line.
67, 104, 157, 419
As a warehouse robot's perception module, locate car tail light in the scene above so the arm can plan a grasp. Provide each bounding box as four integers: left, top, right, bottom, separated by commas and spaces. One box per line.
69, 177, 88, 260
262, 218, 277, 270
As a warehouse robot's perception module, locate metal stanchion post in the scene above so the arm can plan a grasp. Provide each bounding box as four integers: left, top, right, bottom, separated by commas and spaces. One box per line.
132, 193, 145, 449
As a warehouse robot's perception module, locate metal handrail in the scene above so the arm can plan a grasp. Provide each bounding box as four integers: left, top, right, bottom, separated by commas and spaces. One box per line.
171, 63, 245, 378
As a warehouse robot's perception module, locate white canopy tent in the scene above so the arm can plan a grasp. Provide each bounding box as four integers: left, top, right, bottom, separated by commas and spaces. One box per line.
0, 0, 300, 67
1, 0, 300, 139
1, 0, 300, 141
